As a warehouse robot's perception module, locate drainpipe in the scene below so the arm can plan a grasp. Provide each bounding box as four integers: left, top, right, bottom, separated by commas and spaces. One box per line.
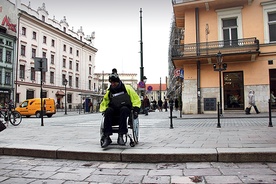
195, 7, 201, 114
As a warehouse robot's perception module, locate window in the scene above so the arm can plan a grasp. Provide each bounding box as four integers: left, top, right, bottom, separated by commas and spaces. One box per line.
67, 94, 72, 103
268, 12, 276, 42
20, 65, 25, 79
21, 45, 26, 56
31, 67, 35, 81
76, 77, 79, 88
50, 71, 54, 84
89, 67, 91, 75
76, 63, 79, 71
89, 80, 91, 90
6, 50, 11, 63
63, 44, 66, 52
69, 76, 72, 87
0, 48, 2, 61
0, 70, 2, 84
70, 47, 73, 54
5, 71, 11, 85
51, 39, 55, 47
89, 55, 92, 61
42, 15, 45, 22
69, 60, 72, 69
32, 48, 36, 58
216, 7, 242, 42
222, 18, 238, 46
76, 50, 79, 56
42, 51, 46, 58
32, 31, 37, 40
43, 36, 47, 44
262, 2, 276, 43
63, 58, 66, 67
51, 54, 54, 64
22, 27, 26, 36
26, 90, 34, 99
63, 27, 66, 32
62, 74, 66, 85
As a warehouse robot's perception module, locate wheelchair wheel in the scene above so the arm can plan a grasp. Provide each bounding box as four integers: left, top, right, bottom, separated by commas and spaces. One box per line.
132, 117, 139, 144
100, 115, 105, 147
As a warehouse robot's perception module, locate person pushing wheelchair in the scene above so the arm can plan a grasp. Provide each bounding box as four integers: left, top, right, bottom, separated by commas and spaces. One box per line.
100, 69, 141, 148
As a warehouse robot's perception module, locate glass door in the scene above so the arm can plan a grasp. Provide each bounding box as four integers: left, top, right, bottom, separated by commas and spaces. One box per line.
223, 71, 244, 110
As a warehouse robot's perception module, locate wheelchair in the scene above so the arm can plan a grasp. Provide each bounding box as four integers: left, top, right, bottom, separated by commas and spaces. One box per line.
100, 110, 139, 147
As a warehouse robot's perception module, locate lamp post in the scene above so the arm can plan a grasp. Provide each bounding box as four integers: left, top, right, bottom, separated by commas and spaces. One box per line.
213, 52, 227, 127
64, 78, 68, 115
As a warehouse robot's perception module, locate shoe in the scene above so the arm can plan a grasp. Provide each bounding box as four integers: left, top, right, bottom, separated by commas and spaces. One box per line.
117, 134, 125, 146
101, 136, 112, 148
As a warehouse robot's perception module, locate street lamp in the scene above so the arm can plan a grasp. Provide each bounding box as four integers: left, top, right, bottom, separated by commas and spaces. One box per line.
213, 51, 227, 127
64, 78, 68, 115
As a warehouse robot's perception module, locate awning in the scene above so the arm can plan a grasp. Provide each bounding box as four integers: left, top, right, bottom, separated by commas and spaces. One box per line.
55, 90, 65, 96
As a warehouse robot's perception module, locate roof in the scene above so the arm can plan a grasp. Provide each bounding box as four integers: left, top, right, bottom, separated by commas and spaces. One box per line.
145, 84, 167, 91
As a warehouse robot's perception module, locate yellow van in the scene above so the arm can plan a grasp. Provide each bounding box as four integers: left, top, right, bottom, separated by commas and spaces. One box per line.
16, 98, 56, 118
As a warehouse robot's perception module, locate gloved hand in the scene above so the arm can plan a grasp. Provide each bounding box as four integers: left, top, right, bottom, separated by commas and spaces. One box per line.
133, 107, 140, 119
133, 111, 138, 119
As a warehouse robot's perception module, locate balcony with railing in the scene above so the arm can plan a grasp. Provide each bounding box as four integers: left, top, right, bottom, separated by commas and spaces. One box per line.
171, 37, 259, 59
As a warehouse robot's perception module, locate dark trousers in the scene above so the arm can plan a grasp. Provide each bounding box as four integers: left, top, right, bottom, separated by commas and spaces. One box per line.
104, 106, 130, 136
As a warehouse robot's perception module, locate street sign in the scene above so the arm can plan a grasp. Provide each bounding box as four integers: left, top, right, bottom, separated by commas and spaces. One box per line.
174, 69, 180, 77
147, 86, 153, 91
180, 69, 184, 79
34, 57, 48, 72
138, 81, 145, 88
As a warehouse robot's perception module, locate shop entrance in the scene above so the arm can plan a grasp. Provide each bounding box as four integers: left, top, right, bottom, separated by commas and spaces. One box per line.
223, 71, 244, 110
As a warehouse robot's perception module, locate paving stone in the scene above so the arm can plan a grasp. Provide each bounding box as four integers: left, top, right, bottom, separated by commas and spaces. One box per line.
205, 175, 242, 183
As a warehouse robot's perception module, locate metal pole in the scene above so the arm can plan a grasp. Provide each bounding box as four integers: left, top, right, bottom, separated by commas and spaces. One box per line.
219, 69, 222, 115
40, 61, 44, 126
169, 98, 173, 129
159, 77, 161, 100
140, 8, 144, 82
217, 102, 221, 128
268, 99, 273, 127
180, 81, 182, 118
64, 82, 67, 115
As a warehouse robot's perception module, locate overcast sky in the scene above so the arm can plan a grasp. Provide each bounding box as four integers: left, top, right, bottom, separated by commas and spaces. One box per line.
17, 0, 173, 84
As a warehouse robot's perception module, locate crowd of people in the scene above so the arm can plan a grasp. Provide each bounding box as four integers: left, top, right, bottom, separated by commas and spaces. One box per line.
142, 97, 180, 114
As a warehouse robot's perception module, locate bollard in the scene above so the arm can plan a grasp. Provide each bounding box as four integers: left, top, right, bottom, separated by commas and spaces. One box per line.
169, 98, 174, 129
217, 102, 221, 128
268, 99, 273, 127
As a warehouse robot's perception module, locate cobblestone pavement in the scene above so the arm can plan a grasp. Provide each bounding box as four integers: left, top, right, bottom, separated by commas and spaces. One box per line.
0, 155, 276, 183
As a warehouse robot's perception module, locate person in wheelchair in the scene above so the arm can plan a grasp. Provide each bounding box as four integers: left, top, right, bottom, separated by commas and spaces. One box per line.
100, 69, 141, 148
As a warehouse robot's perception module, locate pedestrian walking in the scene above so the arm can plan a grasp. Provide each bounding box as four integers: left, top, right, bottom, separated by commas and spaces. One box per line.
158, 99, 163, 112
174, 98, 179, 111
143, 96, 150, 115
163, 99, 168, 112
245, 90, 260, 114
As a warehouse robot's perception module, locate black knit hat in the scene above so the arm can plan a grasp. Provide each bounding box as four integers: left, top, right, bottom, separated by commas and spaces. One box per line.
109, 68, 120, 82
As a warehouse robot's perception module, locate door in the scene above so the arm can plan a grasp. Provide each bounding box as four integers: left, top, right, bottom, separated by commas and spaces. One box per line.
223, 71, 244, 110
269, 69, 276, 108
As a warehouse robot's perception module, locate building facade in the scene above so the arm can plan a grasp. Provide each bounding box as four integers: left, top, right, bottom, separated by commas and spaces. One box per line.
170, 0, 276, 114
2, 0, 99, 110
0, 0, 18, 106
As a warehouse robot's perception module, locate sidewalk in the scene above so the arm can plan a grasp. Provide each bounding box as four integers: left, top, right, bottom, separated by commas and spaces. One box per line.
0, 110, 276, 163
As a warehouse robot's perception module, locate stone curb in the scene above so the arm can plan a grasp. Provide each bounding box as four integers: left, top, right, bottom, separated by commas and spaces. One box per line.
1, 146, 276, 163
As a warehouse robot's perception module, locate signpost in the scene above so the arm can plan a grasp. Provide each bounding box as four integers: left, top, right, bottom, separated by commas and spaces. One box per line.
34, 57, 48, 126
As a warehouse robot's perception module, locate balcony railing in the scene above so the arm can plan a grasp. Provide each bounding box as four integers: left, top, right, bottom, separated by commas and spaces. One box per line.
171, 37, 259, 58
